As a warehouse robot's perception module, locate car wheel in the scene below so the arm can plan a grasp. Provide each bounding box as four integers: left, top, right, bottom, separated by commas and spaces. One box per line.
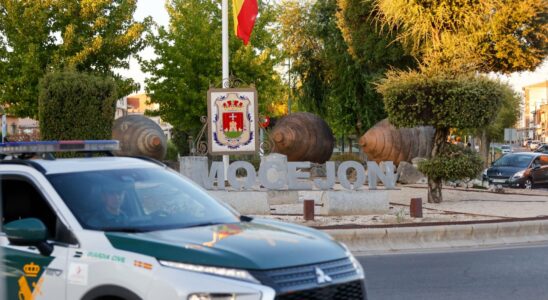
524, 178, 534, 189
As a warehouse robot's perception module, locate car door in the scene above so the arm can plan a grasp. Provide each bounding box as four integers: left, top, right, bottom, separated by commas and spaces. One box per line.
537, 155, 548, 184
0, 173, 72, 300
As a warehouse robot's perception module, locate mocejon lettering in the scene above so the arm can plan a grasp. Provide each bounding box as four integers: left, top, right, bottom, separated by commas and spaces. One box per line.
199, 161, 396, 190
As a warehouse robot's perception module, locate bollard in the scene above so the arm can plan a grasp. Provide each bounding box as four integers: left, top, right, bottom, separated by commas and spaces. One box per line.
410, 198, 423, 218
304, 199, 315, 221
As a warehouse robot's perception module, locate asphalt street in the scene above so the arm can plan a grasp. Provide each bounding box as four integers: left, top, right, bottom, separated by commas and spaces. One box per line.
357, 243, 548, 300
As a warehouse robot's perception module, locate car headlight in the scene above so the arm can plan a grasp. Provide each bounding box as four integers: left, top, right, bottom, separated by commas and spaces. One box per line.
482, 168, 488, 177
188, 293, 260, 300
338, 242, 364, 277
512, 170, 525, 178
188, 294, 234, 300
159, 260, 259, 283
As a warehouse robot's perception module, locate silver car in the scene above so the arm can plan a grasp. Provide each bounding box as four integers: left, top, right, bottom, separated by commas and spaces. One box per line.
500, 145, 512, 154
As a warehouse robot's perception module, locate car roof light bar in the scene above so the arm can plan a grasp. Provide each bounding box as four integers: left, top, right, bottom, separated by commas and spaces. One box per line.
0, 140, 120, 155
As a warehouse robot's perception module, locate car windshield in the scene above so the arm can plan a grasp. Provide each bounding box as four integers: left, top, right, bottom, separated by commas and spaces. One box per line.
501, 146, 510, 149
47, 167, 239, 232
492, 154, 532, 168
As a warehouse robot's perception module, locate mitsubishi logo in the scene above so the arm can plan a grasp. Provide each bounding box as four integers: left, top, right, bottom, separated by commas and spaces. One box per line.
497, 172, 502, 176
315, 267, 332, 284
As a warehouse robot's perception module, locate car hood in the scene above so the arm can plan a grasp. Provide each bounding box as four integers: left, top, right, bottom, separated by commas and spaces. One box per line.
487, 166, 524, 177
105, 219, 347, 270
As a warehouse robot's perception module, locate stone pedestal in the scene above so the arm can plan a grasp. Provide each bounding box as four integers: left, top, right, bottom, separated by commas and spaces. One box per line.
267, 191, 299, 205
207, 191, 270, 215
320, 190, 389, 215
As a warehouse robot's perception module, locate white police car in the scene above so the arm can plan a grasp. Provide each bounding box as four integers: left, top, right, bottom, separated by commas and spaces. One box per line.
0, 140, 366, 300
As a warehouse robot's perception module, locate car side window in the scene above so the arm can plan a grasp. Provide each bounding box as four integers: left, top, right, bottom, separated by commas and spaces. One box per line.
1, 175, 76, 245
539, 156, 548, 166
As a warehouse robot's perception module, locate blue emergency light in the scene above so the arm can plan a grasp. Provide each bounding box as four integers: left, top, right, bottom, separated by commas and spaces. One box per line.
0, 140, 120, 154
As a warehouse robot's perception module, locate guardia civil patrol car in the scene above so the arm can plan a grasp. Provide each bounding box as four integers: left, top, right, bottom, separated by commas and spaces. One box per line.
0, 140, 366, 300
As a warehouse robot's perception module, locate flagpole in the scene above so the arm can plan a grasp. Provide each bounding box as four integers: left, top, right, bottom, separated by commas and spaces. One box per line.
222, 0, 230, 180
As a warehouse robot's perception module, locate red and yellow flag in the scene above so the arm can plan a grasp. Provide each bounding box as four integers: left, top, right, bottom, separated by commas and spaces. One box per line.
232, 0, 258, 45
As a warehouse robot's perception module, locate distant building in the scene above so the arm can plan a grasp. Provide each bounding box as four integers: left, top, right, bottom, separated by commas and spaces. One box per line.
116, 93, 173, 139
519, 80, 548, 142
1, 114, 40, 141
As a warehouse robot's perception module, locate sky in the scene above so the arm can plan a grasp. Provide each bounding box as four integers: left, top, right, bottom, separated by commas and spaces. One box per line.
121, 0, 548, 94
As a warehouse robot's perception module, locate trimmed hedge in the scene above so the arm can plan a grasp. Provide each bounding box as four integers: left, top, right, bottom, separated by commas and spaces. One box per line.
418, 143, 484, 181
39, 71, 117, 140
377, 70, 505, 129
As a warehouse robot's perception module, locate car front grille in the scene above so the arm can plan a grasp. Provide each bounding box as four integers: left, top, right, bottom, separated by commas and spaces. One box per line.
488, 175, 510, 183
250, 257, 364, 298
274, 280, 365, 300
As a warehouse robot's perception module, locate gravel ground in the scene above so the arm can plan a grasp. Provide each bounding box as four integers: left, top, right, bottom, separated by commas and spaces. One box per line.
250, 184, 548, 227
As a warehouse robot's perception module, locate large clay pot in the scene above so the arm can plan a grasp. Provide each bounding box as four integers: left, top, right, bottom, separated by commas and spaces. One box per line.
112, 115, 167, 160
359, 119, 434, 165
270, 112, 335, 164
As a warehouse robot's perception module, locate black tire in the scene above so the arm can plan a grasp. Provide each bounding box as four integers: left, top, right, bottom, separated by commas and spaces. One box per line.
82, 285, 141, 300
524, 178, 534, 189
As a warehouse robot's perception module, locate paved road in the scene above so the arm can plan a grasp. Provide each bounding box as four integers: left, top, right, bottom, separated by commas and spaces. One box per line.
358, 243, 548, 300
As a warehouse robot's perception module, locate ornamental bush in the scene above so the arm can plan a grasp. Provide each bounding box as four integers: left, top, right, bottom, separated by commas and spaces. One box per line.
418, 143, 484, 182
377, 70, 505, 129
39, 71, 117, 141
377, 69, 510, 202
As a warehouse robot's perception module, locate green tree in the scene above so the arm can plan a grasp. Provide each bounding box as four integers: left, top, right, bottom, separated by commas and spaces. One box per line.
331, 0, 415, 136
375, 0, 547, 73
0, 0, 148, 118
477, 0, 547, 74
39, 71, 117, 141
377, 69, 509, 202
279, 0, 414, 140
477, 85, 521, 166
141, 0, 285, 152
374, 0, 547, 202
0, 0, 55, 117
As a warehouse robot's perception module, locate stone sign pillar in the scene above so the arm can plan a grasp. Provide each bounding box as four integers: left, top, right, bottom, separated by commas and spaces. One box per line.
180, 156, 208, 187
259, 153, 288, 189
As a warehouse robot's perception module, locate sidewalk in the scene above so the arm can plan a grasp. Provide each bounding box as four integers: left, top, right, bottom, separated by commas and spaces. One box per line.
252, 185, 548, 253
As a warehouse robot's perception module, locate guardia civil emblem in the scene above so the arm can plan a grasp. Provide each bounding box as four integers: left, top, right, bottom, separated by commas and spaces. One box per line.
208, 88, 258, 154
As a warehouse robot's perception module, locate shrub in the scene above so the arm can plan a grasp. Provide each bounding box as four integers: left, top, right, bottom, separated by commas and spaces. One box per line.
418, 143, 484, 182
165, 139, 179, 161
39, 71, 117, 141
330, 153, 362, 163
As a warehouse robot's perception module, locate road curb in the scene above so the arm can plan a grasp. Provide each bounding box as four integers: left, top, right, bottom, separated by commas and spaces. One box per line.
323, 220, 548, 252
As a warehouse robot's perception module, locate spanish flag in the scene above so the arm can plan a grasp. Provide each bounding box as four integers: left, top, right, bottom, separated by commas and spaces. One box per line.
232, 0, 258, 45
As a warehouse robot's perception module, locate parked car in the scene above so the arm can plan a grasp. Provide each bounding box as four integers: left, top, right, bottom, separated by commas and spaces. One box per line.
500, 145, 512, 154
535, 144, 548, 154
529, 140, 542, 150
485, 152, 548, 189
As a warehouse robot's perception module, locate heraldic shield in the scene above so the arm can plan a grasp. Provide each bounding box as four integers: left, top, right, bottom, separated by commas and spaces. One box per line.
213, 92, 254, 149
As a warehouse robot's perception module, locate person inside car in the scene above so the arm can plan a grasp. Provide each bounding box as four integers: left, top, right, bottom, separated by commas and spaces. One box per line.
88, 184, 128, 228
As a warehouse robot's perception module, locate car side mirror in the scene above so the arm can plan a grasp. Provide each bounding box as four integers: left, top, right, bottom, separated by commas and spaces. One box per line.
4, 218, 53, 256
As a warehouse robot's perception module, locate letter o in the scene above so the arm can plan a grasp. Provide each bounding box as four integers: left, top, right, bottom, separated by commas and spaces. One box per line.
337, 161, 366, 190
227, 161, 256, 190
